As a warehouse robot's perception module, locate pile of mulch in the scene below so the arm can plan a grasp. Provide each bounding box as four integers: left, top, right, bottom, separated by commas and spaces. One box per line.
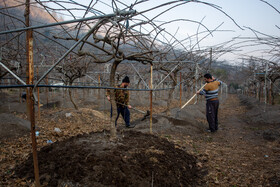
13, 131, 206, 186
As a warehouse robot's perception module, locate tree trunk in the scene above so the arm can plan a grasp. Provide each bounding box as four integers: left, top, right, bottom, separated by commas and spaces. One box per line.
69, 83, 78, 110
109, 60, 121, 139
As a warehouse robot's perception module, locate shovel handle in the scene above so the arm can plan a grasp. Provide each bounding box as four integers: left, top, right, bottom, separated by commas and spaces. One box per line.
180, 83, 207, 110
115, 101, 146, 114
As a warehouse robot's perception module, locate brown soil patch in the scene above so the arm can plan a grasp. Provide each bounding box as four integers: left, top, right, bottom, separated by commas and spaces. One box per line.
13, 131, 204, 186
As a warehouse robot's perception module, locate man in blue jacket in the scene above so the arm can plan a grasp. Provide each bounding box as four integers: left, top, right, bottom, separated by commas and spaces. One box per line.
197, 73, 223, 133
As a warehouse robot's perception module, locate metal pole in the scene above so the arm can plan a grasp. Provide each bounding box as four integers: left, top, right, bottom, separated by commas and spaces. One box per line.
46, 75, 49, 105
264, 62, 268, 104
269, 79, 272, 104
98, 74, 101, 99
209, 48, 212, 71
0, 10, 136, 35
85, 74, 98, 83
179, 72, 182, 107
150, 64, 153, 134
130, 63, 149, 89
25, 1, 40, 186
0, 62, 26, 85
37, 67, 40, 120
226, 84, 228, 98
221, 82, 223, 96
195, 61, 198, 103
154, 62, 181, 90
82, 78, 85, 99
257, 81, 259, 99
254, 68, 257, 98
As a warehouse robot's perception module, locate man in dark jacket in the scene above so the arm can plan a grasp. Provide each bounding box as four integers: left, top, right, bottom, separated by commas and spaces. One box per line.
197, 73, 223, 133
107, 76, 133, 128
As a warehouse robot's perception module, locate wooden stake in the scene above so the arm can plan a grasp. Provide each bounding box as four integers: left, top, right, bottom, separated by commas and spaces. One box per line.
150, 64, 153, 134
269, 79, 272, 105
98, 74, 101, 99
25, 1, 40, 186
37, 67, 40, 120
264, 62, 268, 104
46, 75, 48, 105
195, 61, 198, 103
179, 72, 182, 107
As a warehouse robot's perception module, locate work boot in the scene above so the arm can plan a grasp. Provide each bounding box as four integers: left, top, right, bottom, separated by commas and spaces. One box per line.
126, 123, 135, 128
206, 128, 216, 133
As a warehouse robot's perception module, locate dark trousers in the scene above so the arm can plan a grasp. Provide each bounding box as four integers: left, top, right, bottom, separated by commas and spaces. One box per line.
206, 100, 219, 132
111, 105, 130, 127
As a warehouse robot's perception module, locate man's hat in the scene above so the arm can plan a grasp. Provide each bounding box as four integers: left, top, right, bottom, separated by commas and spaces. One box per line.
204, 73, 212, 79
122, 76, 130, 83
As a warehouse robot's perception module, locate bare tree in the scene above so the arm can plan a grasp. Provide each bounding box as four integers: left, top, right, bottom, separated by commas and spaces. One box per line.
56, 56, 89, 109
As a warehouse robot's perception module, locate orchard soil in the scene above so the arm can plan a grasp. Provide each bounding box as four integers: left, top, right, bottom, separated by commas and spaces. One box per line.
0, 90, 280, 186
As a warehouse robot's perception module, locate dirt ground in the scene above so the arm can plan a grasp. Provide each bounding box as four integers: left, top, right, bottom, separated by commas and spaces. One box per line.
0, 89, 280, 186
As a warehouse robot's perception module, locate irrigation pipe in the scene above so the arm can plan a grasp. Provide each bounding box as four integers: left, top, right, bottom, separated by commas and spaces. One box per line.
0, 84, 180, 91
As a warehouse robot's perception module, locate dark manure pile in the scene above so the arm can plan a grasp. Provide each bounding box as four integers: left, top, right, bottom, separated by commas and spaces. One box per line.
14, 131, 206, 186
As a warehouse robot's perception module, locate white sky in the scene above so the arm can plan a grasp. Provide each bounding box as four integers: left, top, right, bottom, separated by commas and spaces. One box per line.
46, 0, 280, 64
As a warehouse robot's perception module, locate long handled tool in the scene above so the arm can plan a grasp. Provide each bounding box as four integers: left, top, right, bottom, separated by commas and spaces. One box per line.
180, 83, 207, 110
115, 101, 150, 120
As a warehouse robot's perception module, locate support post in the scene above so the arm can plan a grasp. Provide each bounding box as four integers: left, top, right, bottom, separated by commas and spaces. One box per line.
46, 75, 49, 105
258, 82, 261, 101
150, 64, 153, 134
226, 84, 228, 98
98, 74, 101, 99
179, 72, 182, 107
264, 62, 268, 104
36, 67, 40, 120
269, 79, 272, 104
209, 48, 212, 71
256, 81, 259, 99
254, 69, 257, 98
25, 1, 40, 186
195, 61, 198, 103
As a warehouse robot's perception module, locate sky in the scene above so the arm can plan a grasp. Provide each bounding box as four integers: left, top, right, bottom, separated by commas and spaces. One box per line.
46, 0, 280, 64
